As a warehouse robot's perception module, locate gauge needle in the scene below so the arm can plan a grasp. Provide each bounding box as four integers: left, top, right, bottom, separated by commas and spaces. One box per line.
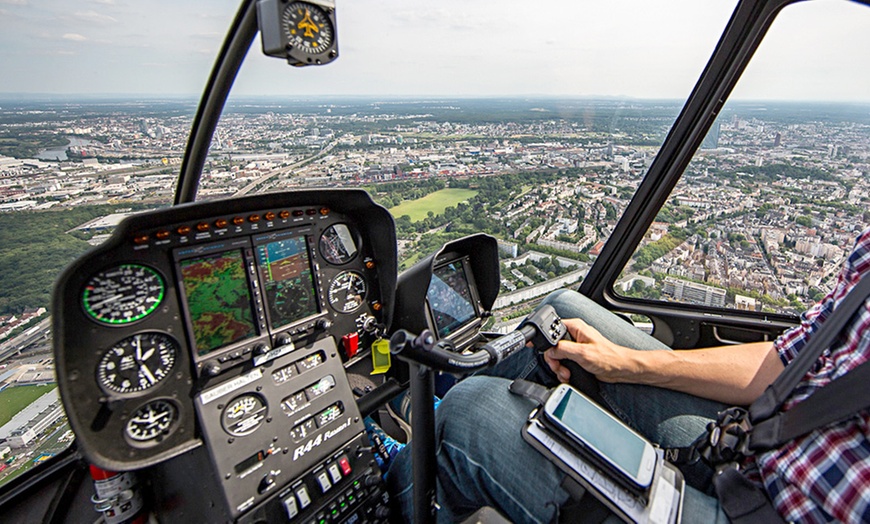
140, 364, 157, 385
135, 336, 143, 361
91, 294, 124, 309
141, 347, 155, 361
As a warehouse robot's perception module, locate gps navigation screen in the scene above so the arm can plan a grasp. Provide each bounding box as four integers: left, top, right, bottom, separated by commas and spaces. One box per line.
179, 250, 257, 356
428, 260, 477, 337
255, 235, 319, 329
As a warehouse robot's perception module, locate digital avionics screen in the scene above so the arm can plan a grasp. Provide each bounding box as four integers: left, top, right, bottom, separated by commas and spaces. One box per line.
427, 260, 477, 337
179, 250, 257, 356
255, 235, 319, 330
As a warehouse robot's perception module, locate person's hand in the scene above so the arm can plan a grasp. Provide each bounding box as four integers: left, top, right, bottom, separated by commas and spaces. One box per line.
543, 318, 640, 383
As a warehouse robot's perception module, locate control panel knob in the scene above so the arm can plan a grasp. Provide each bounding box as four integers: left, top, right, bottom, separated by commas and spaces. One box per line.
364, 473, 381, 487
275, 333, 293, 347
375, 505, 391, 519
253, 343, 270, 357
258, 473, 277, 494
204, 361, 221, 376
316, 318, 333, 330
362, 315, 377, 333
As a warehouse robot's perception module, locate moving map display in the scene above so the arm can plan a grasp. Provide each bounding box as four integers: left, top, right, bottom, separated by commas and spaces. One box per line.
255, 235, 319, 329
179, 250, 257, 355
427, 260, 477, 337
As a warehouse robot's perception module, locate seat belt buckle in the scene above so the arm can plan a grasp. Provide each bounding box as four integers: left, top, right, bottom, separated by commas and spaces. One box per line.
696, 407, 754, 467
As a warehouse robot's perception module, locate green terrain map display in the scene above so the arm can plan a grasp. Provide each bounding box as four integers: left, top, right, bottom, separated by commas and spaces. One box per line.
180, 250, 256, 355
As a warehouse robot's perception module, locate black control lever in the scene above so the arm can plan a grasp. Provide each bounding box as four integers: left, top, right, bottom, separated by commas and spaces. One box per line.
390, 304, 571, 373
525, 305, 603, 400
519, 304, 568, 351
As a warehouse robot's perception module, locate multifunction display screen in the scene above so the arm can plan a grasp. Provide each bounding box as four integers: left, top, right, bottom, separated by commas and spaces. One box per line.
179, 250, 257, 356
255, 234, 319, 329
427, 259, 477, 337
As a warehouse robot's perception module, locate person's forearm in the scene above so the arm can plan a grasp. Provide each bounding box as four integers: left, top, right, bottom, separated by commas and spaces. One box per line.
622, 342, 783, 405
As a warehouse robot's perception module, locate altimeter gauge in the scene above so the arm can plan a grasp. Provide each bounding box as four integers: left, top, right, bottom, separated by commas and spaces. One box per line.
97, 333, 178, 395
83, 264, 164, 325
125, 399, 177, 444
328, 271, 367, 313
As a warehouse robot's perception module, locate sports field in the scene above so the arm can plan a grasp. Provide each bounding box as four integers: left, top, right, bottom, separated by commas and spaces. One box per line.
389, 188, 478, 222
0, 384, 57, 427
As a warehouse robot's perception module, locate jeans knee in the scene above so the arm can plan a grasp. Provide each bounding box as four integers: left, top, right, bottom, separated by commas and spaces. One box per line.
540, 288, 592, 318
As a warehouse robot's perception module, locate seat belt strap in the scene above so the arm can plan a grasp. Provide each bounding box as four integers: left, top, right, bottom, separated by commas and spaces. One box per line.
712, 467, 785, 524
750, 358, 870, 451
750, 275, 870, 422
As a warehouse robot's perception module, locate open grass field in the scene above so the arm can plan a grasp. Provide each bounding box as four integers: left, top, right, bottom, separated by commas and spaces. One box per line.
388, 188, 478, 222
0, 384, 57, 427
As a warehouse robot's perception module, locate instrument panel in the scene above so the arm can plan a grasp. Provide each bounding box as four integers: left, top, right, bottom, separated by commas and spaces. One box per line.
53, 190, 396, 519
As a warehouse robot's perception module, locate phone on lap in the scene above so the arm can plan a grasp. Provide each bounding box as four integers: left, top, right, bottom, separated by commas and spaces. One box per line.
542, 384, 657, 491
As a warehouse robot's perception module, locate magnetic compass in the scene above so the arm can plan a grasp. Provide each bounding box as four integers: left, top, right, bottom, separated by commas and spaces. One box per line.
83, 264, 164, 325
282, 2, 335, 55
328, 271, 367, 313
97, 333, 177, 395
125, 399, 177, 444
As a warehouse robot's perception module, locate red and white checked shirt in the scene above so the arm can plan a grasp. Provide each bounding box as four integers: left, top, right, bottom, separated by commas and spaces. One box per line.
751, 227, 870, 523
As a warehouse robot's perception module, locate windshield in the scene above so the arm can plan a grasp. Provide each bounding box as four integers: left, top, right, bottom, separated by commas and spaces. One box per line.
0, 0, 237, 487
3, 0, 868, 491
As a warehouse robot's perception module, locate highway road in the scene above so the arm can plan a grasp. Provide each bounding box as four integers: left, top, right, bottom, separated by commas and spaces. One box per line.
233, 141, 335, 197
0, 317, 51, 363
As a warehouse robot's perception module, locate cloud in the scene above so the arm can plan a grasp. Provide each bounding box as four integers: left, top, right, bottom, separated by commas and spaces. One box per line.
73, 10, 118, 24
190, 32, 222, 41
0, 0, 28, 5
91, 0, 116, 4
63, 33, 88, 42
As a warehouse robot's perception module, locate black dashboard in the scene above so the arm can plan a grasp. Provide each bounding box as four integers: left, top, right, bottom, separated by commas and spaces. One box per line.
52, 189, 396, 521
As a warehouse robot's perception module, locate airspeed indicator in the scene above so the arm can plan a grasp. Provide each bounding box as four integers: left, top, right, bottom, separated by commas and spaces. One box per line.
83, 264, 164, 325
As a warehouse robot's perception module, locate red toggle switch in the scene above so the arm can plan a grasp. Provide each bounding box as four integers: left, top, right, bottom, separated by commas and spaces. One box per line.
338, 455, 352, 476
341, 332, 359, 359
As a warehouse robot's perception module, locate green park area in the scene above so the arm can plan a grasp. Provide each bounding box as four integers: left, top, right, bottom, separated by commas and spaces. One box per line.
0, 384, 57, 427
389, 188, 478, 222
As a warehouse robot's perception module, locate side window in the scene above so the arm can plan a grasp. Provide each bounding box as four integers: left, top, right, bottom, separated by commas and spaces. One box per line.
616, 0, 870, 315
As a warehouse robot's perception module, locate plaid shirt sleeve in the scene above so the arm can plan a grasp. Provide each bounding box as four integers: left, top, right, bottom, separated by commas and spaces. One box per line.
754, 227, 870, 523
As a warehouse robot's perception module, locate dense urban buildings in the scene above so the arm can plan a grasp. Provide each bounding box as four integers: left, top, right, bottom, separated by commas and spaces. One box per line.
0, 97, 868, 486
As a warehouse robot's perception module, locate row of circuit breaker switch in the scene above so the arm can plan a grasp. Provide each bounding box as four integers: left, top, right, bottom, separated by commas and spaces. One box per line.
282, 453, 355, 520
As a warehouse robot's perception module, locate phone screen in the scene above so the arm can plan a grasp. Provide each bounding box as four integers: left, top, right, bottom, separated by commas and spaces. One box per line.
549, 387, 648, 481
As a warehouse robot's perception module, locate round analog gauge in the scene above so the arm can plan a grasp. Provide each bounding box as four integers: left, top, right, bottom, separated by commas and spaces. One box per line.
83, 264, 164, 325
319, 224, 358, 265
97, 333, 178, 395
222, 394, 267, 436
282, 2, 334, 55
328, 271, 367, 313
125, 399, 177, 444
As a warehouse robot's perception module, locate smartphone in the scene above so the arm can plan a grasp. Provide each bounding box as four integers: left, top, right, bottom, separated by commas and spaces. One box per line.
542, 384, 657, 491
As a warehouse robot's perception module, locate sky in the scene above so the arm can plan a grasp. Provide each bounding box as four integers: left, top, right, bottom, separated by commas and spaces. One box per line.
1, 0, 869, 101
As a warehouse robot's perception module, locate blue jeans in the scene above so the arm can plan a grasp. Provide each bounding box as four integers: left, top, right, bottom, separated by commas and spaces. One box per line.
387, 290, 730, 523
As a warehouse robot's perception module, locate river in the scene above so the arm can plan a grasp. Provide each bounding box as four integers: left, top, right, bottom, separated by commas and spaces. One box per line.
36, 136, 101, 161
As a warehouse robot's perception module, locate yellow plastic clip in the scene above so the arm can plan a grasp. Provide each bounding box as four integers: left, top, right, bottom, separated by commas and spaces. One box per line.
371, 338, 391, 374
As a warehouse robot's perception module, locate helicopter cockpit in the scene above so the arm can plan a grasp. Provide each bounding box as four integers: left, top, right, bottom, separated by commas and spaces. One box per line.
1, 0, 870, 522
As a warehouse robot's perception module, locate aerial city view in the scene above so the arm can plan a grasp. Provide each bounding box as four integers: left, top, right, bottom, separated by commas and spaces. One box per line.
0, 94, 869, 487
0, 0, 868, 501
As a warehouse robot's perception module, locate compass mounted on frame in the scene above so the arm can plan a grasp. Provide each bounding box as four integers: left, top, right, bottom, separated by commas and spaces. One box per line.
258, 0, 338, 66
